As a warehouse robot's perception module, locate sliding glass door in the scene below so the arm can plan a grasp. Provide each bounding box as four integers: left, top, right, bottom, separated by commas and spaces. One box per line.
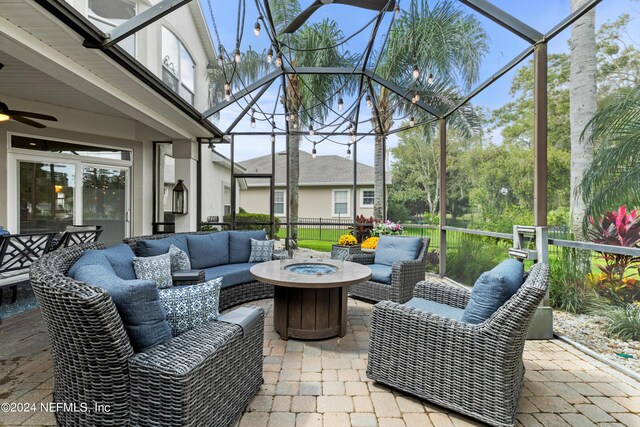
82, 166, 129, 246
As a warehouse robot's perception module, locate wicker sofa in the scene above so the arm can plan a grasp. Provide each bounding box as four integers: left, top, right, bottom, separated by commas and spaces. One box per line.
30, 242, 264, 427
346, 236, 430, 303
124, 231, 287, 310
366, 262, 550, 427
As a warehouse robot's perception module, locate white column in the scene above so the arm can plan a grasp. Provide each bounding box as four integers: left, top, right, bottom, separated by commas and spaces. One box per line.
172, 139, 198, 232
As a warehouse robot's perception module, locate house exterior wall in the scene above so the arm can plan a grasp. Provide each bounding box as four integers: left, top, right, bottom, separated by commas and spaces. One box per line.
199, 151, 242, 222
239, 185, 376, 220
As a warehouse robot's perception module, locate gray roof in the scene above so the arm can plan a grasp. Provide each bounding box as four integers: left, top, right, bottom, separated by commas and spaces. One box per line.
238, 150, 389, 187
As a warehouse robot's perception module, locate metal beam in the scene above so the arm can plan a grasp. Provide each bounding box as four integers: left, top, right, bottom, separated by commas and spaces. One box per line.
225, 78, 276, 134
458, 0, 543, 44
203, 71, 282, 118
365, 70, 442, 118
545, 0, 602, 41
439, 118, 447, 276
104, 0, 193, 48
367, 79, 385, 136
282, 66, 360, 75
533, 43, 548, 227
386, 116, 439, 135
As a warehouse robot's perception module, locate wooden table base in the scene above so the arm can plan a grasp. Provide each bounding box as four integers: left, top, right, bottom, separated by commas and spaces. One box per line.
273, 285, 348, 340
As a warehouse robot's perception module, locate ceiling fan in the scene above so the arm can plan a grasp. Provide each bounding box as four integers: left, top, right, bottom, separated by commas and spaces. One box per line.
283, 0, 396, 34
0, 101, 58, 129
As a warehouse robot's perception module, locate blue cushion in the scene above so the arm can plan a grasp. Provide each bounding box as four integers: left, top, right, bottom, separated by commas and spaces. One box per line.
374, 236, 422, 266
159, 278, 222, 336
102, 244, 136, 280
74, 264, 172, 352
461, 259, 524, 325
136, 235, 189, 258
229, 231, 267, 264
404, 297, 465, 321
369, 264, 392, 284
187, 232, 230, 269
204, 263, 256, 288
68, 250, 113, 278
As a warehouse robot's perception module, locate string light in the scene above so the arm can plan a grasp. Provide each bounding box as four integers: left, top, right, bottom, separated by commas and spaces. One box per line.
309, 124, 315, 136
217, 54, 224, 66
250, 109, 256, 128
224, 82, 230, 91
412, 64, 419, 80
338, 96, 344, 110
234, 48, 241, 63
346, 144, 352, 159
366, 95, 372, 108
412, 93, 420, 104
276, 53, 282, 67
394, 4, 400, 16
267, 48, 273, 63
350, 131, 356, 143
409, 116, 415, 127
270, 133, 276, 143
254, 21, 261, 37
312, 143, 317, 159
427, 73, 434, 85
225, 89, 231, 101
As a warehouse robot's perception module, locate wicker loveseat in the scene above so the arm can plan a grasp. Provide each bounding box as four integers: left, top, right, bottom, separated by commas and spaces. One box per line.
346, 236, 430, 303
124, 231, 287, 311
366, 262, 549, 427
30, 242, 264, 427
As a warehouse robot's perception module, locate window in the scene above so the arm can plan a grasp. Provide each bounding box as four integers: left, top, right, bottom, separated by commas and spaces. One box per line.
274, 190, 285, 216
361, 189, 374, 207
88, 0, 136, 56
333, 190, 349, 217
162, 27, 195, 105
223, 184, 231, 215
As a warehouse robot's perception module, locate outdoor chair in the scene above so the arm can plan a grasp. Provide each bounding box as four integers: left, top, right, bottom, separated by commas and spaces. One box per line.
50, 225, 103, 251
29, 242, 264, 427
346, 236, 430, 303
366, 262, 549, 427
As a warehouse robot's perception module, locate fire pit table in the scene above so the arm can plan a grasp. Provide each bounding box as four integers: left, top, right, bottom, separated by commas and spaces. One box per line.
250, 259, 372, 340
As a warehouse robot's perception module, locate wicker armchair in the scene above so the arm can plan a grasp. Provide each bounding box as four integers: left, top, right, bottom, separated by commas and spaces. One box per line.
345, 237, 430, 303
367, 263, 550, 427
30, 242, 264, 427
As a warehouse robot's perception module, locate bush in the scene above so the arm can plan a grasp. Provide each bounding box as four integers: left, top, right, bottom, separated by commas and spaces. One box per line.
387, 202, 411, 223
549, 247, 598, 314
446, 234, 509, 285
222, 212, 280, 233
603, 303, 640, 341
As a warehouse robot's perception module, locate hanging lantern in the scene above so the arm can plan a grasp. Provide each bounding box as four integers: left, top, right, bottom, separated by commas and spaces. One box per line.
172, 179, 188, 215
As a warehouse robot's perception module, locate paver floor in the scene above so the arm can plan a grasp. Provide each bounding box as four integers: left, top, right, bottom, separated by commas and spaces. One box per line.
1, 299, 639, 427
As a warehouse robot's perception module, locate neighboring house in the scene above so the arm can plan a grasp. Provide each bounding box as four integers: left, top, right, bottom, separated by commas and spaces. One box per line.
0, 0, 222, 245
200, 149, 246, 222
238, 150, 391, 220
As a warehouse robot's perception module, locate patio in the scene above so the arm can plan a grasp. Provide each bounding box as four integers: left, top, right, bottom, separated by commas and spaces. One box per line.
2, 294, 639, 427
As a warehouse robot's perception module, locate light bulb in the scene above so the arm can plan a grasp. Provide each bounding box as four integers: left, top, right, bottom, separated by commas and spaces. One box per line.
250, 117, 256, 128
312, 145, 317, 158
412, 64, 419, 80
225, 89, 231, 101
224, 82, 230, 91
234, 49, 241, 63
338, 97, 344, 110
346, 146, 351, 159
410, 116, 415, 127
217, 54, 224, 66
292, 120, 297, 129
350, 133, 356, 143
366, 95, 372, 108
394, 5, 400, 16
254, 21, 261, 37
270, 133, 276, 143
267, 48, 273, 63
276, 53, 282, 67
415, 93, 420, 101
309, 125, 315, 136
427, 73, 434, 85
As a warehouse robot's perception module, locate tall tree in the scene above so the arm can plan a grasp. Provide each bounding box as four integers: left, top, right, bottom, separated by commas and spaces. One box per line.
569, 0, 597, 240
371, 0, 489, 219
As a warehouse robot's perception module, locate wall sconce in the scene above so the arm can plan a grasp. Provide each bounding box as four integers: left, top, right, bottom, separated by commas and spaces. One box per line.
172, 179, 188, 215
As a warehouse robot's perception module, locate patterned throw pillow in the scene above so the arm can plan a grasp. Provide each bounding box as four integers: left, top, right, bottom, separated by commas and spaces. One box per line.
159, 278, 222, 335
168, 244, 191, 271
133, 253, 173, 289
248, 238, 274, 263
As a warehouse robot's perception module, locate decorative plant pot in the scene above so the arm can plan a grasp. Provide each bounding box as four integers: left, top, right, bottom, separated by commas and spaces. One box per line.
361, 248, 376, 254
331, 244, 362, 260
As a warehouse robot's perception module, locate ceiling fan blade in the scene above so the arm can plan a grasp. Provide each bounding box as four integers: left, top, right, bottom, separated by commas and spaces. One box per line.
334, 0, 395, 11
283, 1, 324, 33
11, 115, 47, 128
6, 110, 58, 121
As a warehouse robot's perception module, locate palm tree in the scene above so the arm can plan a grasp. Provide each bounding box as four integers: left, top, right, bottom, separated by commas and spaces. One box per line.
370, 0, 489, 219
579, 89, 640, 223
569, 0, 597, 240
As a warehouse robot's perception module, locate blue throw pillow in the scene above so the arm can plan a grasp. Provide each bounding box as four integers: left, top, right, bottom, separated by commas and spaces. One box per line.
461, 259, 524, 324
159, 278, 222, 335
248, 239, 274, 263
229, 230, 266, 264
68, 250, 113, 278
74, 264, 172, 352
136, 235, 189, 258
374, 236, 423, 266
187, 232, 230, 269
102, 244, 137, 280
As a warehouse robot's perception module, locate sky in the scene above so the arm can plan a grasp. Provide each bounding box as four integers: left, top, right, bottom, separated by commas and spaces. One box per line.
197, 0, 640, 165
